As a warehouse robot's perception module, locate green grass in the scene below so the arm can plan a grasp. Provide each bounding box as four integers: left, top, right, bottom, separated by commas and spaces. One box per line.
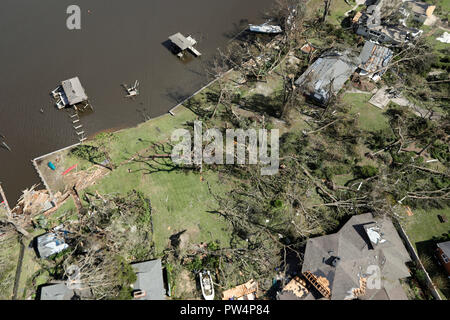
0, 236, 20, 299
342, 93, 390, 132
60, 106, 234, 254
82, 162, 232, 254
404, 208, 450, 248
403, 207, 450, 299
306, 0, 355, 25
329, 0, 355, 25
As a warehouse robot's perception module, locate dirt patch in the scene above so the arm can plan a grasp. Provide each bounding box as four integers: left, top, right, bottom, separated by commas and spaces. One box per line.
35, 149, 110, 195
174, 269, 198, 299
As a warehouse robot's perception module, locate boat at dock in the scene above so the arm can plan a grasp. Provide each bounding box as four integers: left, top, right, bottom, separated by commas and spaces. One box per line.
249, 22, 282, 34
199, 270, 215, 300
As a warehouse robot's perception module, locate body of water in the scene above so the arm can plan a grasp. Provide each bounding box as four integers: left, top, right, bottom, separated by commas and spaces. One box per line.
0, 0, 274, 203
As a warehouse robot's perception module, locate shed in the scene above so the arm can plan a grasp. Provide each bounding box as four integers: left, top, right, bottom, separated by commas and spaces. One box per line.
40, 283, 76, 300
131, 259, 166, 300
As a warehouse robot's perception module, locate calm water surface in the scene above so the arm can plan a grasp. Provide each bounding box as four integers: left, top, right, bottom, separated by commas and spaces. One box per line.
0, 0, 274, 202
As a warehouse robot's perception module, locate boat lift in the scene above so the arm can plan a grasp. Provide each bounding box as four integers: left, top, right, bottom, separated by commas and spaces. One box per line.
122, 80, 140, 98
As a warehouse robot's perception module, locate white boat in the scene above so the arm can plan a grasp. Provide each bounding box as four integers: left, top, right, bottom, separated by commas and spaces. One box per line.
199, 270, 215, 300
249, 22, 282, 34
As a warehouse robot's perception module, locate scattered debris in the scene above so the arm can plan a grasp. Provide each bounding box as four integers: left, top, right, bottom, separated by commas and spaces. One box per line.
222, 279, 258, 300
436, 31, 450, 44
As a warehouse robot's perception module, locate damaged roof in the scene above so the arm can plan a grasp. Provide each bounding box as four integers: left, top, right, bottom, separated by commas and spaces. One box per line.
358, 41, 393, 75
301, 213, 411, 300
36, 232, 69, 259
406, 1, 436, 16
223, 279, 258, 300
295, 51, 360, 103
276, 276, 314, 300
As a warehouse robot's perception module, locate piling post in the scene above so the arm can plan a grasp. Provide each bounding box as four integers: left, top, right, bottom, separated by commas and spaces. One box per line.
0, 182, 12, 217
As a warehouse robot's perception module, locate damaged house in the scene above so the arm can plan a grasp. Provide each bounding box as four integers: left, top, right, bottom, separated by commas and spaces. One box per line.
352, 0, 422, 45
294, 51, 360, 105
404, 0, 436, 24
300, 213, 412, 300
357, 41, 393, 82
36, 230, 69, 259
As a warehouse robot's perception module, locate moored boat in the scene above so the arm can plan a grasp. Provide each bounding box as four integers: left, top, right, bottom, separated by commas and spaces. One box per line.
249, 22, 282, 34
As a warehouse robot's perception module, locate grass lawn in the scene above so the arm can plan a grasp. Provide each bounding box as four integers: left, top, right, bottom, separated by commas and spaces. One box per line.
60, 106, 234, 255
404, 208, 450, 250
83, 166, 233, 254
0, 236, 20, 300
306, 0, 355, 25
342, 92, 390, 132
403, 207, 450, 299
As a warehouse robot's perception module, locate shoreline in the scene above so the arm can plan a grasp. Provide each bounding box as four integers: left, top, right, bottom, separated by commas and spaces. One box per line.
21, 68, 235, 208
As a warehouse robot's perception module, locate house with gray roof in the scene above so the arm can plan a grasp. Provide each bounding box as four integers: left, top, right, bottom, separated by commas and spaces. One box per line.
131, 259, 166, 300
61, 77, 88, 106
295, 51, 360, 105
39, 282, 92, 300
301, 213, 412, 300
40, 283, 77, 300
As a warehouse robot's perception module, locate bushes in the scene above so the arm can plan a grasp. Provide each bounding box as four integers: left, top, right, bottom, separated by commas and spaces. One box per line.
430, 140, 450, 164
353, 165, 378, 179
71, 145, 106, 164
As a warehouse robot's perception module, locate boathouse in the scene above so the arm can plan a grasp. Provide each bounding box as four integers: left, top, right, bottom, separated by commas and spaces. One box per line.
62, 77, 88, 105
168, 33, 201, 58
52, 76, 89, 110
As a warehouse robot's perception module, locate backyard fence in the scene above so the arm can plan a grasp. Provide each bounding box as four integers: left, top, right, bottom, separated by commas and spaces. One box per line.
396, 221, 443, 300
